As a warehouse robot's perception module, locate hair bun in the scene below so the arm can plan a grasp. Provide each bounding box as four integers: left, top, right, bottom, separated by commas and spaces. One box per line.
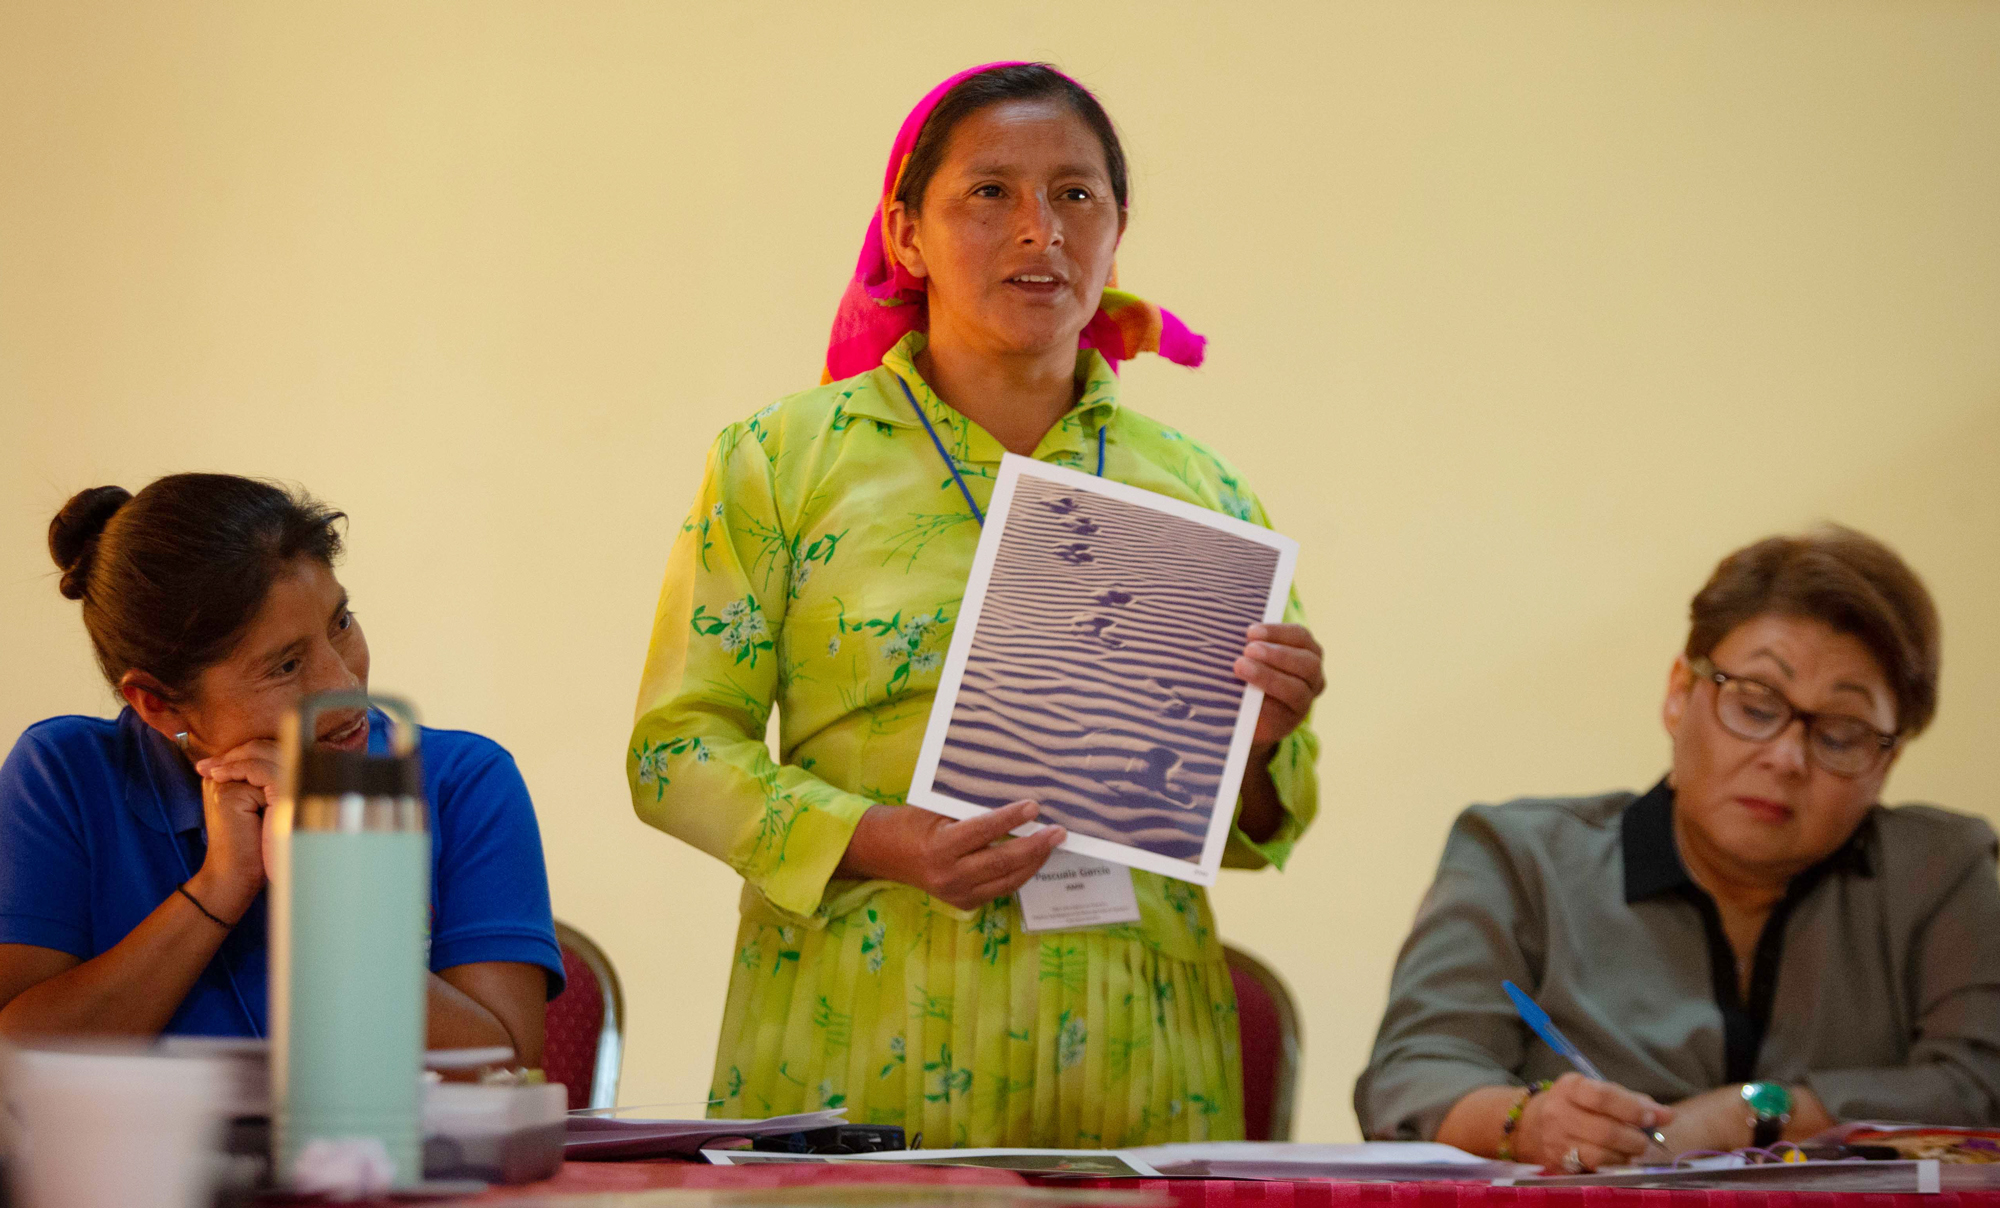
49, 485, 132, 600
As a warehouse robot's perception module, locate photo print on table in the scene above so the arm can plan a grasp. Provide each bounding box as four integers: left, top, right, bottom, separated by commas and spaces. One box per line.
910, 454, 1298, 886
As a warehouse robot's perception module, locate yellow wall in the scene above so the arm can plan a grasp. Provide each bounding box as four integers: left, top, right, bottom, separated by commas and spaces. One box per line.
3, 2, 1995, 1140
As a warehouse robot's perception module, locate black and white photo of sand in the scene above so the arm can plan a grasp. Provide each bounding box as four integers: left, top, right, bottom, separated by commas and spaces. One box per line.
925, 465, 1286, 871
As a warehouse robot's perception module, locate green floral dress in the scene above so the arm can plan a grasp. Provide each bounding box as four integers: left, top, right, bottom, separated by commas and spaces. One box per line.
629, 333, 1318, 1148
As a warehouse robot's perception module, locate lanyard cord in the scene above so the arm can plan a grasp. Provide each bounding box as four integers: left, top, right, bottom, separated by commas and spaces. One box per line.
896, 376, 1105, 526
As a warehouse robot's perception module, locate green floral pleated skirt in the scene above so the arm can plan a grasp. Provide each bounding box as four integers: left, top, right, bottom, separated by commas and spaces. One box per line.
708, 888, 1246, 1149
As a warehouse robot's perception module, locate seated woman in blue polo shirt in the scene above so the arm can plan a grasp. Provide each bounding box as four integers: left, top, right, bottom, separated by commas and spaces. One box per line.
0, 474, 563, 1059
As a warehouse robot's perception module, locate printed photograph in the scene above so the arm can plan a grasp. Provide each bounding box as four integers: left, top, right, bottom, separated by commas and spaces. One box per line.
920, 461, 1289, 876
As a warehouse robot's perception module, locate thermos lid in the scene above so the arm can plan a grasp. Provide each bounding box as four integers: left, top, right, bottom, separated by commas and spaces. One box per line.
296, 746, 423, 798
281, 691, 424, 802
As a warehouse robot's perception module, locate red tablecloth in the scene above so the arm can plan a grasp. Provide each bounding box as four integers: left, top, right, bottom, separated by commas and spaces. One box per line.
277, 1164, 2000, 1206
1055, 1179, 2000, 1208
471, 1159, 1030, 1200
251, 1160, 1032, 1204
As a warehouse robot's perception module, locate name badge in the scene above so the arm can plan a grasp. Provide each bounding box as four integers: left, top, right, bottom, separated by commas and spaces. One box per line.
1016, 848, 1141, 933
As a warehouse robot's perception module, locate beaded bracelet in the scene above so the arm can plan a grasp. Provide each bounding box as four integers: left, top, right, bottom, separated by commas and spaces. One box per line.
1497, 1080, 1554, 1161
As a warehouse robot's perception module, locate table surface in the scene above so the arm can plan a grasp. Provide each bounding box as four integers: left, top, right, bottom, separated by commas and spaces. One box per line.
472, 1160, 1030, 1200
1057, 1177, 2000, 1208
420, 1162, 2000, 1207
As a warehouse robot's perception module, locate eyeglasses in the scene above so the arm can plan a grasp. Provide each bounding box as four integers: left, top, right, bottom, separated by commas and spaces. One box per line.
1690, 657, 1898, 779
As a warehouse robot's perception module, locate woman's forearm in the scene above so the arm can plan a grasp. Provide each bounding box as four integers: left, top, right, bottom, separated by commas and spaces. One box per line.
0, 880, 233, 1038
431, 962, 548, 1068
1784, 1086, 1835, 1139
835, 804, 910, 881
1435, 1084, 1521, 1157
1235, 745, 1283, 843
425, 973, 513, 1055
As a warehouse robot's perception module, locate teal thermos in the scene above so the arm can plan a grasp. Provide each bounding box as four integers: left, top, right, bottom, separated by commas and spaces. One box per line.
269, 691, 430, 1186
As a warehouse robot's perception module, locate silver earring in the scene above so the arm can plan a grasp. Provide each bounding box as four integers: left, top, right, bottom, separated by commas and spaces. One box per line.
174, 731, 190, 754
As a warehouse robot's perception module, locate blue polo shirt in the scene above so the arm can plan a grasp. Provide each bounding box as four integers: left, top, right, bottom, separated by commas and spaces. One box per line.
0, 708, 564, 1037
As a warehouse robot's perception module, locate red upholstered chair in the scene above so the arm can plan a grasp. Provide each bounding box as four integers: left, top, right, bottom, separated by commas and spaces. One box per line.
1225, 942, 1301, 1141
545, 920, 625, 1112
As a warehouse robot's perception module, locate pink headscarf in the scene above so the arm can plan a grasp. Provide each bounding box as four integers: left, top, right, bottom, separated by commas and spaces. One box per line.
821, 62, 1207, 384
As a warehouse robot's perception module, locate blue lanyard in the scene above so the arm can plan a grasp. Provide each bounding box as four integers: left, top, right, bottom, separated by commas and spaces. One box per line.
896, 377, 1106, 526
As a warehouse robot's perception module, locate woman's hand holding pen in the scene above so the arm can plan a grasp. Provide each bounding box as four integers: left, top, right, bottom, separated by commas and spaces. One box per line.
1516, 1073, 1675, 1172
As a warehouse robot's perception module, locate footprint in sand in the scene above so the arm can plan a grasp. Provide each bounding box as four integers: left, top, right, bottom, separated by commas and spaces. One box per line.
1071, 614, 1125, 648
1040, 497, 1082, 515
1105, 747, 1195, 807
1052, 543, 1094, 564
1150, 678, 1193, 719
1093, 588, 1134, 607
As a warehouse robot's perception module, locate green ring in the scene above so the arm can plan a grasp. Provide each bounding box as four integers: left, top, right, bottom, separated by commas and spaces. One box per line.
1741, 1081, 1794, 1119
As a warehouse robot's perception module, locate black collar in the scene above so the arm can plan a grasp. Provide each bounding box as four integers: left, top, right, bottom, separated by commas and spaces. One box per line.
1620, 776, 1873, 905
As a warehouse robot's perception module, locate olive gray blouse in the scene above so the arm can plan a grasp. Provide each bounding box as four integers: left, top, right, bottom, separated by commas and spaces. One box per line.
1355, 781, 2000, 1139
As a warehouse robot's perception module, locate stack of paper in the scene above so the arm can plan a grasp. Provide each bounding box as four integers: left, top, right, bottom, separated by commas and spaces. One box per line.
709, 1142, 1535, 1183
1123, 1142, 1537, 1182
708, 1149, 1159, 1178
565, 1109, 849, 1160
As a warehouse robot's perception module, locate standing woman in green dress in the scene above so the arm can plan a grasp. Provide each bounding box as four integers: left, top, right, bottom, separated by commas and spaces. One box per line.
629, 62, 1323, 1148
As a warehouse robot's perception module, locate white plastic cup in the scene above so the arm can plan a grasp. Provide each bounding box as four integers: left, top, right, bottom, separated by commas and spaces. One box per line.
3, 1043, 227, 1208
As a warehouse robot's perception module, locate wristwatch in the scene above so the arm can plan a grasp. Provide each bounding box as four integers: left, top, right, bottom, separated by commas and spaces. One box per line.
1742, 1082, 1794, 1148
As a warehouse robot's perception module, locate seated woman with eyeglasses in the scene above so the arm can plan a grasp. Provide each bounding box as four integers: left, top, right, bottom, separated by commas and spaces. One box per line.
1355, 526, 2000, 1170
0, 475, 562, 1053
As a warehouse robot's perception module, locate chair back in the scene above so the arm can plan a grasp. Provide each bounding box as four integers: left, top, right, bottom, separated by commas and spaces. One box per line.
545, 919, 624, 1111
1224, 941, 1301, 1141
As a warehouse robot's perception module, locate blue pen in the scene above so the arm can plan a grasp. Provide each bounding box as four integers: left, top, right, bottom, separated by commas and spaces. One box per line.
1503, 980, 1669, 1150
